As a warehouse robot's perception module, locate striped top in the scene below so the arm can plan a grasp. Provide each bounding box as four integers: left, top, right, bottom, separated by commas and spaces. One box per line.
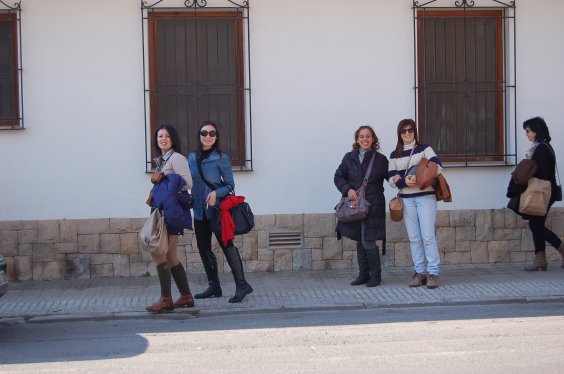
388, 142, 442, 198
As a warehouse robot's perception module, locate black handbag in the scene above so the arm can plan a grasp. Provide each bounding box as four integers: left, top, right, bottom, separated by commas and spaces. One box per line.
210, 202, 254, 237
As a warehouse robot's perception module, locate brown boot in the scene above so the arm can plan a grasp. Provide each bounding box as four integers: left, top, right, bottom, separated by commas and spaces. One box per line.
426, 274, 439, 289
558, 242, 564, 269
173, 294, 195, 309
524, 251, 547, 271
146, 296, 174, 313
409, 273, 427, 287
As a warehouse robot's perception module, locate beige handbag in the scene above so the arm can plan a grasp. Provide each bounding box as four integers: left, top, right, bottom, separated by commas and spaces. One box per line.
139, 209, 168, 254
389, 195, 403, 222
519, 177, 551, 216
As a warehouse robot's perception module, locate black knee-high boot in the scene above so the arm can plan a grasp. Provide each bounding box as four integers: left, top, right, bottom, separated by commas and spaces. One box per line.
195, 256, 222, 299
171, 263, 194, 308
146, 263, 174, 312
365, 247, 382, 287
224, 246, 253, 303
351, 243, 370, 285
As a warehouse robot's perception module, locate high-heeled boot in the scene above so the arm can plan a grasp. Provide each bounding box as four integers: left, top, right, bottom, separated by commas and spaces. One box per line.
171, 263, 194, 308
146, 263, 174, 312
224, 246, 253, 303
195, 251, 223, 299
524, 251, 547, 271
350, 243, 370, 286
365, 246, 382, 287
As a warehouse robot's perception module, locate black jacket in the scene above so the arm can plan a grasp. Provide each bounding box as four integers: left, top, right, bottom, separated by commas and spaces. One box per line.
334, 149, 389, 242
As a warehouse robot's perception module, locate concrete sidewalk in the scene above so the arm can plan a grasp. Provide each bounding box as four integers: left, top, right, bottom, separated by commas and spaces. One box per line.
1, 262, 564, 324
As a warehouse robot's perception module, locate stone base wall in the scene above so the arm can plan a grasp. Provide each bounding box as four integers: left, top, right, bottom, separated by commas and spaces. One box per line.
1, 208, 563, 281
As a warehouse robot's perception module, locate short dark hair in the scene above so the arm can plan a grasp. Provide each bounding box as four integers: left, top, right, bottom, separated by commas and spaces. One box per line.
153, 124, 182, 155
352, 125, 380, 151
523, 116, 551, 142
198, 120, 223, 154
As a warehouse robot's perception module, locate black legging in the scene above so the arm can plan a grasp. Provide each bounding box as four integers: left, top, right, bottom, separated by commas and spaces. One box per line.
528, 205, 561, 253
194, 216, 233, 283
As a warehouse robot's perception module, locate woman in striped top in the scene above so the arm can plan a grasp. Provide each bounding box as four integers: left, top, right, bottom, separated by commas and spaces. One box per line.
388, 119, 443, 289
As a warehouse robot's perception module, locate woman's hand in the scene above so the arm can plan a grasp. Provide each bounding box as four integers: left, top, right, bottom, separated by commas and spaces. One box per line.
347, 188, 357, 201
405, 175, 417, 186
206, 191, 217, 207
392, 175, 400, 184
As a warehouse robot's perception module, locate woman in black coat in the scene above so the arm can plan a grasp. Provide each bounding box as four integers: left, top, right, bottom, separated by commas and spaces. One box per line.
519, 117, 563, 271
334, 125, 389, 287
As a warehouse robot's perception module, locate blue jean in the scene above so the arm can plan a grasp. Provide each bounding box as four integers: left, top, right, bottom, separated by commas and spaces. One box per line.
402, 194, 440, 275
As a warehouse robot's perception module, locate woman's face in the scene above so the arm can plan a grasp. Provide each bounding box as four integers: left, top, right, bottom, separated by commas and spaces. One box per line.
525, 126, 536, 142
356, 128, 375, 151
157, 129, 172, 154
400, 125, 415, 144
200, 124, 217, 150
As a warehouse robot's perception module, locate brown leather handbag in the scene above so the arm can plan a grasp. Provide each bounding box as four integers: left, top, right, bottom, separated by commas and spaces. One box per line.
416, 158, 439, 190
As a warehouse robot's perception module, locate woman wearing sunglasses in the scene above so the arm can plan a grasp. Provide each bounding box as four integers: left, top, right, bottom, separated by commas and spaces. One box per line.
188, 121, 253, 303
389, 119, 443, 289
334, 125, 389, 287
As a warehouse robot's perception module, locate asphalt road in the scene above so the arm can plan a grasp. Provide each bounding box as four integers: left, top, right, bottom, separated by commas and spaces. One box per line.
1, 302, 564, 373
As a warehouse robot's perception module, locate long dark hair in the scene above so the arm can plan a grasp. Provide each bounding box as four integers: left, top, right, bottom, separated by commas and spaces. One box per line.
153, 124, 181, 155
394, 119, 420, 158
197, 120, 224, 154
351, 125, 380, 151
523, 116, 551, 143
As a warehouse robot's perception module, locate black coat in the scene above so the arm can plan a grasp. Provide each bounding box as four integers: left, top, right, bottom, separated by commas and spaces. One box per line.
334, 149, 389, 242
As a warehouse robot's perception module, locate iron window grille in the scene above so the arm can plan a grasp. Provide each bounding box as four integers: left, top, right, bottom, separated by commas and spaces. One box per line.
141, 0, 253, 172
413, 0, 517, 166
0, 1, 23, 130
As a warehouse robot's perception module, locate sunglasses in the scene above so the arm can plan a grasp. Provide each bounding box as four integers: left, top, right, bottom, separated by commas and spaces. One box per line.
200, 130, 217, 138
400, 128, 415, 134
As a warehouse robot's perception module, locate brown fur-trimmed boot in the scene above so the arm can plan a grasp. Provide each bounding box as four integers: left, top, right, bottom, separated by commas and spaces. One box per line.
524, 251, 547, 271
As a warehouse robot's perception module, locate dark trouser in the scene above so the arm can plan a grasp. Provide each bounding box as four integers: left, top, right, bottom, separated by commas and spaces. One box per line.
358, 222, 381, 278
528, 205, 562, 253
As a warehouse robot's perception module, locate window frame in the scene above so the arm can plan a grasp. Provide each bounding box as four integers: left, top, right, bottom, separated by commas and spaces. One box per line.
0, 3, 23, 130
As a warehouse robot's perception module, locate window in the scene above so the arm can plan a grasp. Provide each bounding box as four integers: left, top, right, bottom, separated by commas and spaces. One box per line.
142, 1, 252, 171
0, 3, 22, 130
413, 0, 516, 165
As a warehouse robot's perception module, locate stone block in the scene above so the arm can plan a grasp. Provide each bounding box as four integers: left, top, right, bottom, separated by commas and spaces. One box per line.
254, 214, 276, 230
14, 256, 32, 280
386, 219, 408, 242
436, 210, 450, 227
186, 261, 205, 274
520, 229, 534, 252
32, 243, 55, 262
32, 262, 43, 280
113, 255, 130, 277
456, 227, 475, 242
3, 256, 14, 280
312, 260, 326, 271
552, 214, 564, 236
508, 239, 522, 253
91, 254, 113, 264
54, 242, 78, 254
0, 221, 22, 230
92, 263, 114, 278
494, 228, 521, 241
304, 237, 322, 249
470, 242, 488, 263
510, 251, 531, 263
475, 210, 493, 241
322, 237, 342, 260
23, 221, 37, 230
257, 231, 269, 250
101, 234, 121, 254
343, 249, 354, 261
450, 210, 475, 227
130, 262, 149, 277
109, 218, 132, 233
382, 250, 395, 267
241, 236, 258, 261
342, 237, 357, 252
325, 260, 351, 270
304, 213, 336, 238
37, 220, 60, 243
257, 247, 274, 261
273, 250, 293, 272
78, 234, 101, 254
245, 260, 273, 272
131, 218, 146, 232
437, 227, 456, 252
394, 242, 412, 267
504, 209, 520, 229
293, 249, 312, 270
18, 229, 37, 245
60, 220, 78, 243
493, 209, 505, 228
77, 219, 110, 235
444, 251, 471, 265
275, 214, 304, 230
120, 233, 139, 255
18, 243, 32, 256
65, 254, 91, 279
0, 230, 18, 256
456, 241, 470, 253
312, 248, 323, 261
488, 241, 509, 263
42, 261, 66, 280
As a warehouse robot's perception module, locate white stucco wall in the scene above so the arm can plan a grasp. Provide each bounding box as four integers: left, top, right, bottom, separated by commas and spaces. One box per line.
0, 0, 562, 220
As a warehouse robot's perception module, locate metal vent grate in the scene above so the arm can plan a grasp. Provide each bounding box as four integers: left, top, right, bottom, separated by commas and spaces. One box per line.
268, 231, 303, 249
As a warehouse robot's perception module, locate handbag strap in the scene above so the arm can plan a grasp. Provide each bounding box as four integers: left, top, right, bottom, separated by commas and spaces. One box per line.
405, 146, 416, 171
361, 153, 377, 187
196, 152, 235, 195
538, 142, 561, 186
